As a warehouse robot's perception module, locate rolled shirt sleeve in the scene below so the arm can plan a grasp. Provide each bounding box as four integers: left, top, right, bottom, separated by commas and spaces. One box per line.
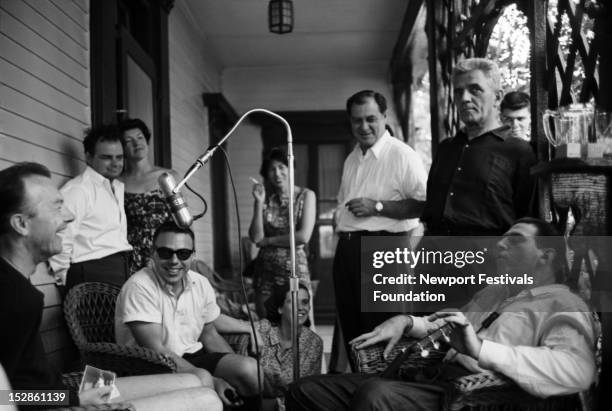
119, 281, 163, 325
478, 321, 596, 398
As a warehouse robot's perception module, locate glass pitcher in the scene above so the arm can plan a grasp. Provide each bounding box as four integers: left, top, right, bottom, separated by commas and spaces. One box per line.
543, 104, 592, 156
562, 104, 591, 144
543, 109, 569, 147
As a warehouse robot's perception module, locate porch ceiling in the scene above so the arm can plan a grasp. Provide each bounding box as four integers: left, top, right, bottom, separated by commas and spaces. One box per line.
181, 0, 409, 68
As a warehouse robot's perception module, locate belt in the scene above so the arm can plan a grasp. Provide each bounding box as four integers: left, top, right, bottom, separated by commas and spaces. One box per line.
337, 230, 408, 240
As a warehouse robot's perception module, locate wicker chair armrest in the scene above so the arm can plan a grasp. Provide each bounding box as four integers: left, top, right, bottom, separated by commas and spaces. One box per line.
191, 259, 244, 293
443, 371, 582, 411
451, 371, 512, 393
222, 333, 251, 356
62, 371, 85, 391
352, 337, 448, 376
212, 277, 244, 293
80, 342, 177, 376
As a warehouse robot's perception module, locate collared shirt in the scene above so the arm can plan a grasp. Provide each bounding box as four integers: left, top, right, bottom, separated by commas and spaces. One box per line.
422, 129, 536, 235
257, 319, 322, 398
441, 284, 597, 398
335, 131, 427, 233
49, 166, 132, 285
114, 267, 221, 356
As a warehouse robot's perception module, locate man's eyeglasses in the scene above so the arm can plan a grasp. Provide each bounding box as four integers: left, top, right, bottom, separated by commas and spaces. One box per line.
155, 247, 194, 261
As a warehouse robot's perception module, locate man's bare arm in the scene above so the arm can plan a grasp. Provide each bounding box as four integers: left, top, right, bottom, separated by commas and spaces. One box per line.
199, 322, 234, 354
345, 198, 424, 219
127, 321, 204, 374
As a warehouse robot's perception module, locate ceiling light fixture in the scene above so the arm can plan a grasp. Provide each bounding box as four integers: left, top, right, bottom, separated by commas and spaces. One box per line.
268, 0, 293, 34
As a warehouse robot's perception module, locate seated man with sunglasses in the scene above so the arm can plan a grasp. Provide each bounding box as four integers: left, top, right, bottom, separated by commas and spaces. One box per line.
115, 221, 262, 409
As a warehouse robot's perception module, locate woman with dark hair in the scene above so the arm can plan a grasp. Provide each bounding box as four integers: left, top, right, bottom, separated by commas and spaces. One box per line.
258, 282, 322, 410
248, 147, 316, 318
119, 118, 178, 273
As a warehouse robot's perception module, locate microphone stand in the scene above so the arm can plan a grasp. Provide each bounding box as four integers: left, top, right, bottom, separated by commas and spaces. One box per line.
175, 109, 301, 382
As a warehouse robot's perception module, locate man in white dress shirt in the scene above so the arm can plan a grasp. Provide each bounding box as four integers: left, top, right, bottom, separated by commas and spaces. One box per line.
49, 124, 132, 290
333, 90, 428, 369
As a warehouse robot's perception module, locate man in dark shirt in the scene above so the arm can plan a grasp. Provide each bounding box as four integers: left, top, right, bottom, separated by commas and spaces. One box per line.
0, 162, 221, 410
422, 58, 536, 236
0, 164, 76, 405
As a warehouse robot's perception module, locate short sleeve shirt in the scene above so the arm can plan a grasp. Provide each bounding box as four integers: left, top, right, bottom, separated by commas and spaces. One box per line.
115, 267, 221, 356
335, 132, 428, 233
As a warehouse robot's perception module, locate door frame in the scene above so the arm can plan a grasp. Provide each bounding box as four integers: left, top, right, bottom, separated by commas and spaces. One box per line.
90, 0, 172, 167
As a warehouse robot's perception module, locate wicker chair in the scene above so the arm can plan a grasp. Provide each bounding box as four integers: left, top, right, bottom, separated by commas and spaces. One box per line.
353, 337, 585, 411
190, 259, 258, 323
63, 282, 250, 377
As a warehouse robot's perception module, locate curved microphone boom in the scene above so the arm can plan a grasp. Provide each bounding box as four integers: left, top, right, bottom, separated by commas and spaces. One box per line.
158, 172, 194, 228
173, 108, 301, 383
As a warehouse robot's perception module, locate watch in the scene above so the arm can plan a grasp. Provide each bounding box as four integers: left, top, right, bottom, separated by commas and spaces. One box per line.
375, 201, 383, 214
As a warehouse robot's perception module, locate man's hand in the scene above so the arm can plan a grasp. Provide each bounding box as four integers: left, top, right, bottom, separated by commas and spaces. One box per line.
428, 311, 482, 359
78, 386, 113, 405
349, 315, 412, 359
213, 377, 243, 407
346, 198, 377, 218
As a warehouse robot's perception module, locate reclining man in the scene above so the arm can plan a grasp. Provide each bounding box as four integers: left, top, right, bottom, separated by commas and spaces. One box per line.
0, 162, 221, 411
115, 221, 262, 409
286, 218, 598, 411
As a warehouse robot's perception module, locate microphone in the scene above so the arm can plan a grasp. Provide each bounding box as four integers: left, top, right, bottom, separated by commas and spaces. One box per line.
158, 172, 193, 228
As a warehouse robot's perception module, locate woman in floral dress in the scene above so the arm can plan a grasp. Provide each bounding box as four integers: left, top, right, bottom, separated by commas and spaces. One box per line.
248, 148, 316, 318
119, 118, 176, 274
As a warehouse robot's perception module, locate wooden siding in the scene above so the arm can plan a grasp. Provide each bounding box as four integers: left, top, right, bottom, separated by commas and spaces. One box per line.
0, 0, 90, 370
225, 123, 263, 269
168, 4, 222, 266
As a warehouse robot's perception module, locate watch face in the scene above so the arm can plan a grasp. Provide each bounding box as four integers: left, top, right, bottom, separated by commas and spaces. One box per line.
376, 201, 383, 212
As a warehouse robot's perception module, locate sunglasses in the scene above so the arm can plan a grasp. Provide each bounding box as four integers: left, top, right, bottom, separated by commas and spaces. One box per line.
155, 247, 194, 261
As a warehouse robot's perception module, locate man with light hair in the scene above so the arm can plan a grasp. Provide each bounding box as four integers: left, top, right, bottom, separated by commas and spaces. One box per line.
421, 58, 536, 237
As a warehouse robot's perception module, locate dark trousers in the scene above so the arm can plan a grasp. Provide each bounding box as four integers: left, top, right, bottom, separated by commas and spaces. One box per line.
286, 373, 445, 411
333, 234, 398, 371
287, 361, 472, 411
65, 252, 130, 291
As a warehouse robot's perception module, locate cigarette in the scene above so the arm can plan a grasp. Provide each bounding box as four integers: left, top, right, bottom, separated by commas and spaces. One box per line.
249, 177, 260, 184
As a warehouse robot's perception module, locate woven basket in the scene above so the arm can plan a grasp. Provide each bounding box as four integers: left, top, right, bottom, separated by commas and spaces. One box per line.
354, 337, 583, 411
